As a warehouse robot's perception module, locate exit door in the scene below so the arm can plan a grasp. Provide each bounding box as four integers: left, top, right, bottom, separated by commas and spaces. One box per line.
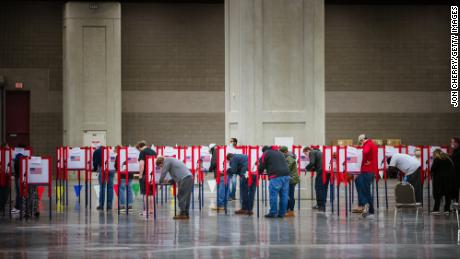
5, 91, 30, 147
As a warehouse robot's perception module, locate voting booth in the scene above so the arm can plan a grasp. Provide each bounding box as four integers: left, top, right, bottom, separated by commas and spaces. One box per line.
19, 156, 52, 219
0, 147, 12, 187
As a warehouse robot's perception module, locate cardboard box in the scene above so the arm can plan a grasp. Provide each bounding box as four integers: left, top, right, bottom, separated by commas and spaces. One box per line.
386, 139, 402, 146
332, 139, 354, 146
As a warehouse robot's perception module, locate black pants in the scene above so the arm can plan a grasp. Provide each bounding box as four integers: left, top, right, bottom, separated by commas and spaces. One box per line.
15, 176, 21, 210
434, 196, 451, 212
287, 183, 296, 211
240, 175, 257, 212
0, 185, 10, 213
315, 173, 330, 208
406, 168, 422, 203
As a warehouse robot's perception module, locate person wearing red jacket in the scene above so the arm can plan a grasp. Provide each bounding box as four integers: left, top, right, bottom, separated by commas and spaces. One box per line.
355, 134, 378, 218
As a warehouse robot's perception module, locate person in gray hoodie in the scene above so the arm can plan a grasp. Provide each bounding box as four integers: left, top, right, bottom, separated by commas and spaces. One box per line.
157, 156, 193, 220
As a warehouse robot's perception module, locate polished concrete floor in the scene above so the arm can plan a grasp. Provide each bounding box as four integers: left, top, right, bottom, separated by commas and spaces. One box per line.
0, 177, 459, 258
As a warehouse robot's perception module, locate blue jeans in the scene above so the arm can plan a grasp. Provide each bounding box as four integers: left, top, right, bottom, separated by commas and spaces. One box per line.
269, 176, 290, 217
98, 170, 114, 209
355, 172, 375, 214
315, 173, 330, 208
119, 179, 133, 206
217, 175, 231, 207
229, 175, 237, 199
240, 175, 257, 211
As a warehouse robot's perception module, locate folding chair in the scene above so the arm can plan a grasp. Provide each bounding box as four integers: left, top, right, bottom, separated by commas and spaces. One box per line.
452, 202, 460, 229
393, 182, 423, 228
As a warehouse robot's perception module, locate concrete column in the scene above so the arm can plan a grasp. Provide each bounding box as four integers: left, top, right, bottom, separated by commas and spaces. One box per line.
63, 2, 121, 146
225, 0, 325, 145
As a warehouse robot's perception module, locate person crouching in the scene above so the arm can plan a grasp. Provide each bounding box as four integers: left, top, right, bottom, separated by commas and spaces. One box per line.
156, 156, 193, 220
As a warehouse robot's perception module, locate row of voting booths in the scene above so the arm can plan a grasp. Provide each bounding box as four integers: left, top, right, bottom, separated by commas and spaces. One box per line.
2, 143, 447, 220
0, 147, 52, 219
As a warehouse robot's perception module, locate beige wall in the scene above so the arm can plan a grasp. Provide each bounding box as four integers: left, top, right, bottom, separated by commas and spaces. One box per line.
0, 2, 457, 156
121, 2, 225, 146
325, 5, 458, 145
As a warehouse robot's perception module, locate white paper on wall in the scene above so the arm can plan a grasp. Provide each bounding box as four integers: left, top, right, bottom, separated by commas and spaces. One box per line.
27, 156, 49, 184
346, 146, 363, 173
67, 147, 85, 170
119, 147, 140, 172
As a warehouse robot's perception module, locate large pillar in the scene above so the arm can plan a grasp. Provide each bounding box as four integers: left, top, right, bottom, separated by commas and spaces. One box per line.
225, 0, 325, 145
63, 2, 121, 146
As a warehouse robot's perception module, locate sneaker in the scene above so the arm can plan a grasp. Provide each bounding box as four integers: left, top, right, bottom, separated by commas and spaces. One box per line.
11, 208, 20, 214
128, 205, 133, 210
235, 209, 249, 215
247, 211, 254, 216
285, 211, 295, 217
96, 206, 103, 211
444, 211, 451, 216
264, 214, 277, 218
173, 214, 190, 220
312, 205, 320, 210
431, 211, 441, 215
211, 207, 225, 211
318, 207, 326, 212
362, 204, 370, 218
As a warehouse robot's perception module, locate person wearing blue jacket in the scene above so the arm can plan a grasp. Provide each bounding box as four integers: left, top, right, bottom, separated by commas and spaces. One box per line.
227, 153, 256, 215
93, 145, 114, 211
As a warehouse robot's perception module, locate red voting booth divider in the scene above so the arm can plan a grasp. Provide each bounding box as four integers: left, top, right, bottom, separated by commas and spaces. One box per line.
56, 146, 93, 209
19, 156, 52, 220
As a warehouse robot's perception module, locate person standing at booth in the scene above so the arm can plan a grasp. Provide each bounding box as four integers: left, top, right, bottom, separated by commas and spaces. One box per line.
386, 153, 422, 203
227, 153, 256, 215
228, 138, 238, 201
431, 149, 456, 215
258, 146, 290, 218
303, 146, 328, 212
450, 137, 460, 206
93, 144, 114, 211
280, 146, 300, 217
355, 134, 378, 218
156, 156, 193, 220
136, 140, 157, 216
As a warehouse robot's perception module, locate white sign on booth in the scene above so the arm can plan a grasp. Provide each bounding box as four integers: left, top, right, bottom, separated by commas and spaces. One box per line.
346, 146, 363, 173
299, 147, 310, 171
200, 146, 212, 172
67, 147, 85, 169
23, 156, 49, 184
119, 147, 140, 172
102, 147, 117, 171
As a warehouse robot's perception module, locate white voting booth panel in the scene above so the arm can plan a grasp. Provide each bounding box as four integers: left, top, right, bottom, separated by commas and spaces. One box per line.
298, 148, 310, 172
163, 146, 177, 158
217, 147, 227, 173
66, 147, 85, 170
323, 146, 333, 172
346, 146, 363, 174
119, 147, 140, 172
378, 146, 385, 170
146, 156, 172, 184
248, 146, 262, 173
22, 156, 50, 184
102, 147, 117, 171
13, 148, 32, 159
199, 146, 212, 172
1, 148, 12, 173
